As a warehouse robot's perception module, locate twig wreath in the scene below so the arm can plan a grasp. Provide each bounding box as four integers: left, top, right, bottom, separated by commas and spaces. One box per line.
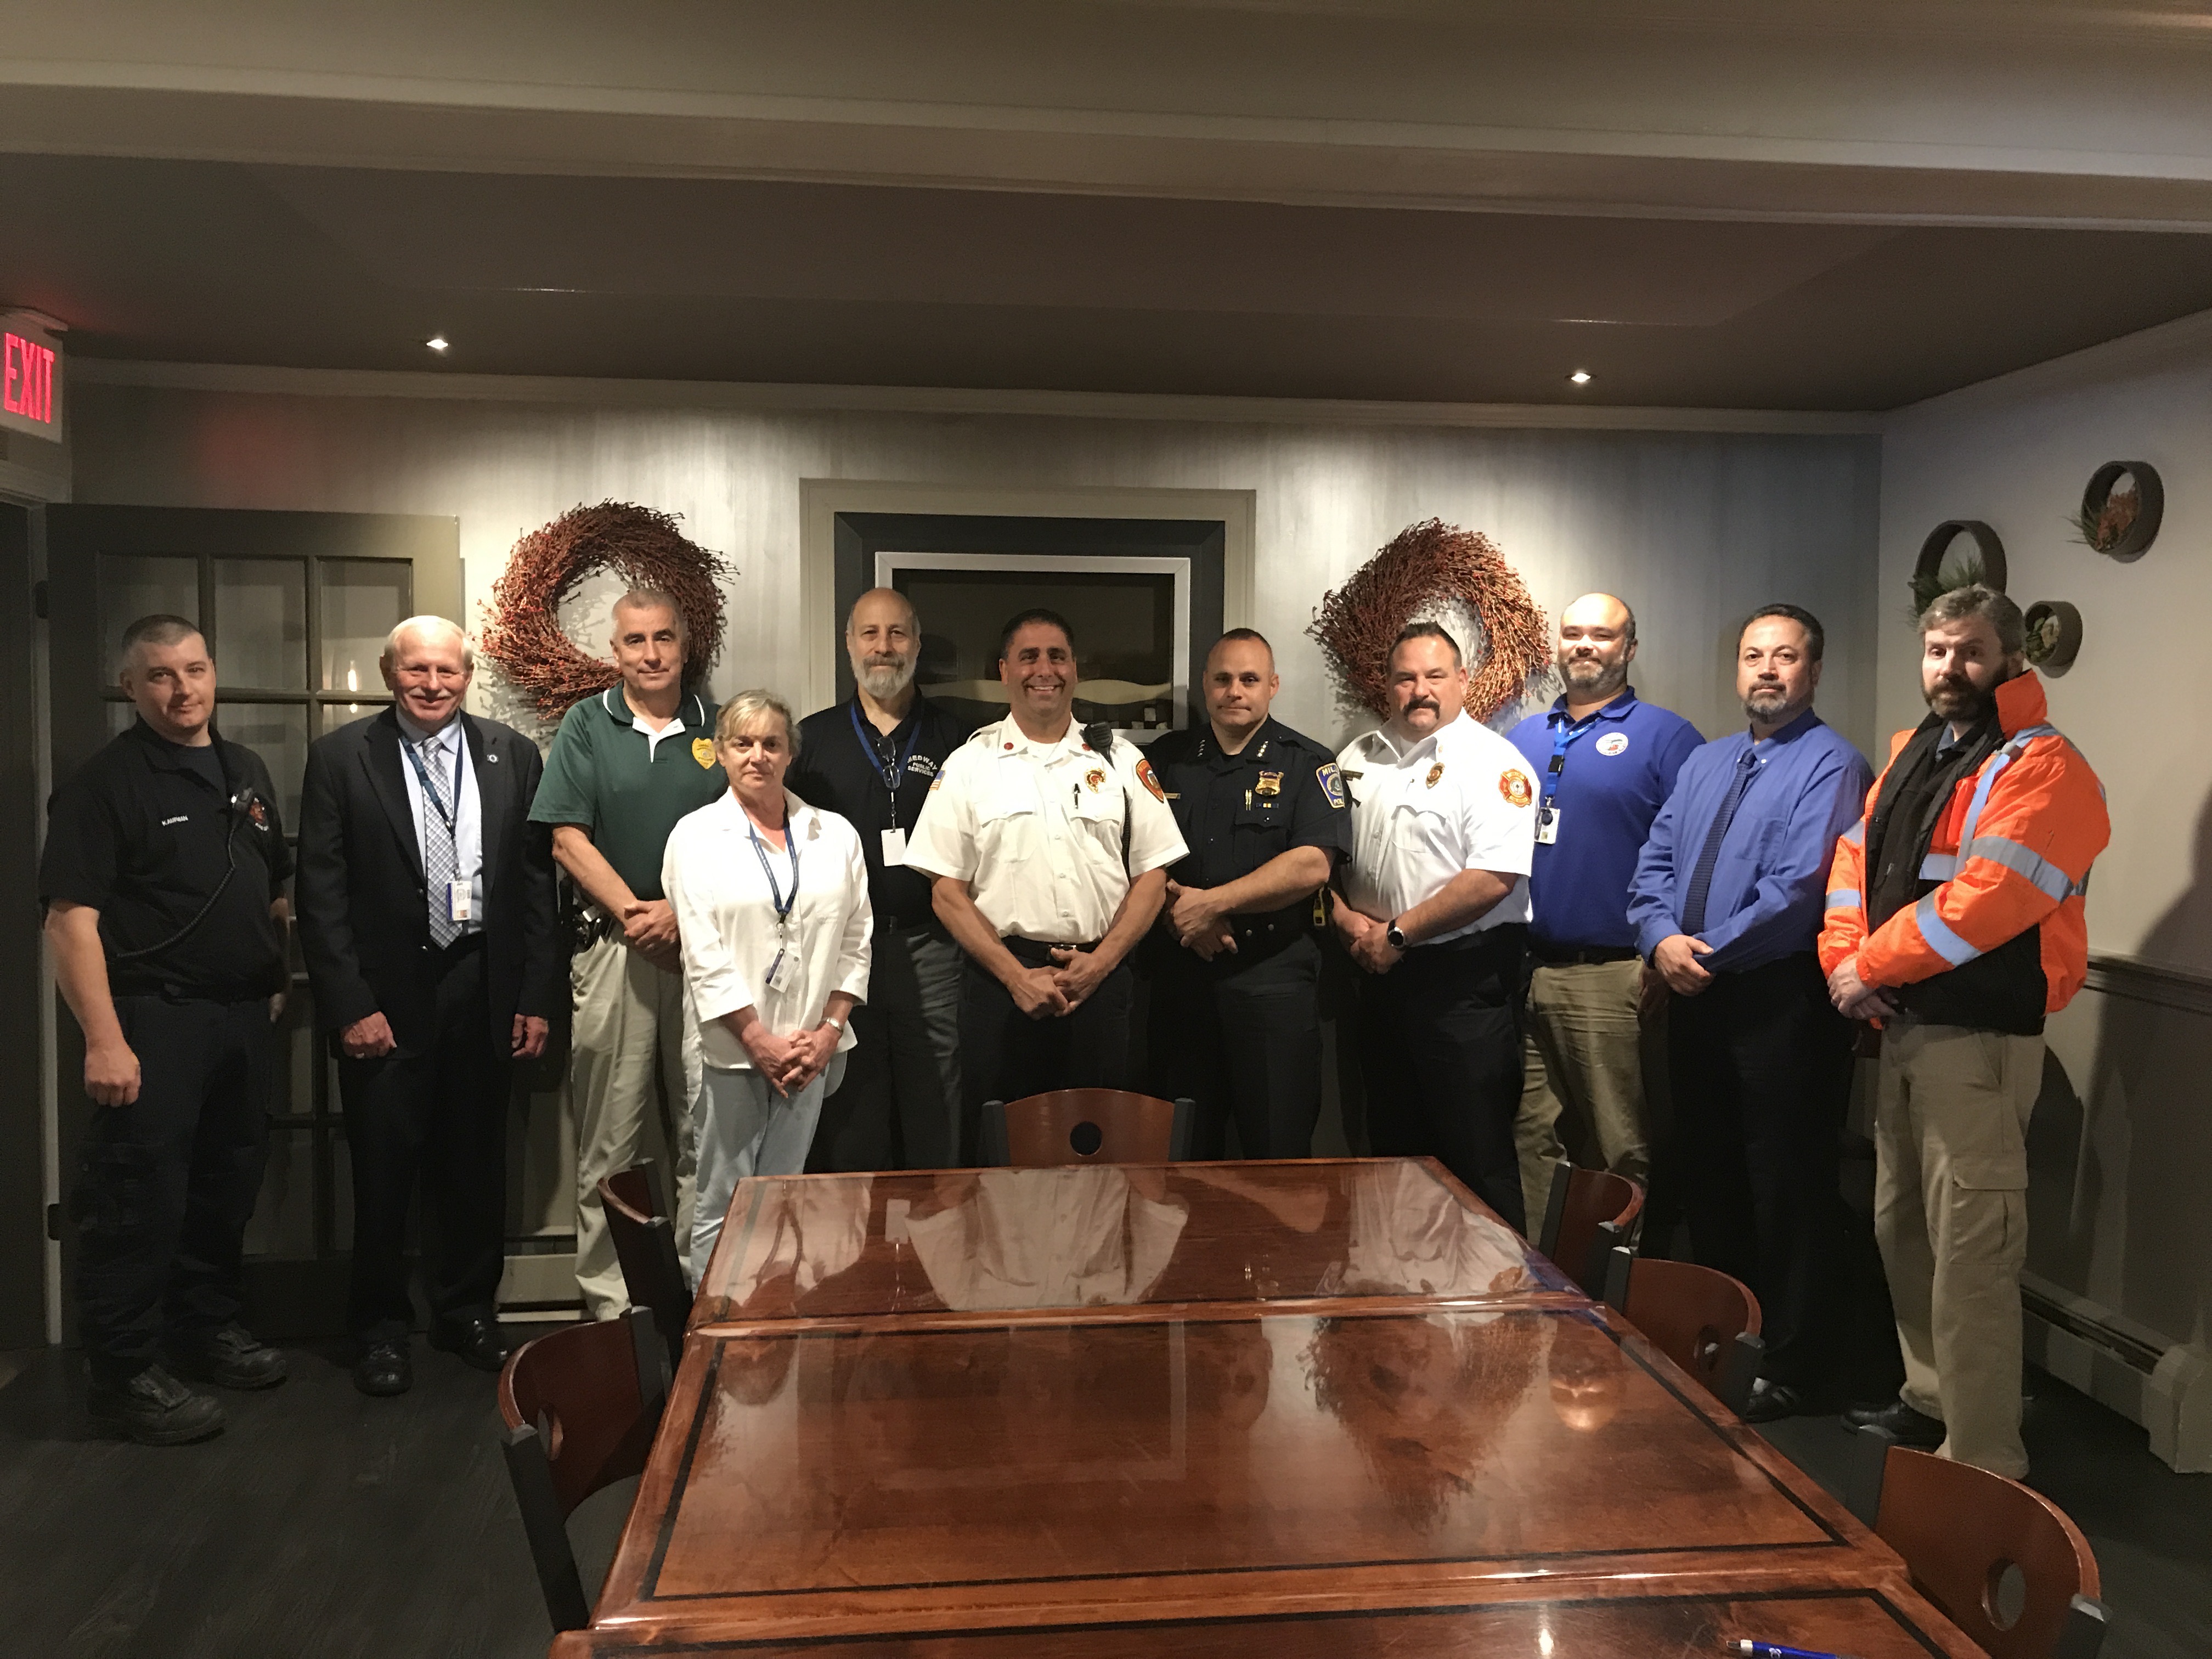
481, 501, 732, 720
1308, 518, 1551, 723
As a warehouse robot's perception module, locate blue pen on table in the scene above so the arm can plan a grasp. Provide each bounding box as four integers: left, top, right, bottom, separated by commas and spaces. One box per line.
1726, 1641, 1850, 1659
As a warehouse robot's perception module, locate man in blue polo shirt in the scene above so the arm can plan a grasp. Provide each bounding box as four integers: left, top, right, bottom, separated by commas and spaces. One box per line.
1506, 594, 1701, 1227
1628, 603, 1874, 1421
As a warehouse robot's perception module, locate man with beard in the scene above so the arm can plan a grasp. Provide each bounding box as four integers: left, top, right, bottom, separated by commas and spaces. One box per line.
1819, 586, 2107, 1477
790, 588, 975, 1169
532, 589, 722, 1317
1142, 630, 1350, 1158
1333, 622, 1539, 1228
905, 608, 1187, 1163
1506, 593, 1701, 1225
1629, 605, 1872, 1421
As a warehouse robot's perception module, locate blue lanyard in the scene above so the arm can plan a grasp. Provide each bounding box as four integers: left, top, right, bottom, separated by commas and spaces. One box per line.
849, 701, 923, 829
1542, 712, 1599, 810
747, 814, 802, 928
402, 730, 467, 831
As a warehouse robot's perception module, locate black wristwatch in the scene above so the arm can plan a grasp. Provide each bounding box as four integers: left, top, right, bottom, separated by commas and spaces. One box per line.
1386, 918, 1408, 951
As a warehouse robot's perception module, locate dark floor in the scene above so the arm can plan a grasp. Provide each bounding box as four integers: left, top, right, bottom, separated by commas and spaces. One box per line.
1, 1345, 2203, 1657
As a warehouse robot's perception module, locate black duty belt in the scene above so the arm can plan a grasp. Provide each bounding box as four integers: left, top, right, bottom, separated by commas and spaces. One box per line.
1527, 941, 1641, 967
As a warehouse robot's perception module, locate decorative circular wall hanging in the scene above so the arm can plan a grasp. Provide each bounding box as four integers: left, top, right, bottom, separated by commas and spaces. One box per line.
1308, 518, 1550, 724
1911, 520, 2008, 614
2076, 461, 2162, 561
2023, 600, 2083, 676
481, 501, 732, 721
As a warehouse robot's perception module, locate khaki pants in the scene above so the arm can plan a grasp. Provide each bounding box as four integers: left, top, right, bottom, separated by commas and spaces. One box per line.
1515, 958, 1650, 1228
571, 933, 701, 1319
1874, 1020, 2041, 1478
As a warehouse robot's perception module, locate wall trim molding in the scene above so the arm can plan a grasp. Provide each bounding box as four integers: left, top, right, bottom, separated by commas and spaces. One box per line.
797, 480, 1257, 716
2022, 1271, 2211, 1472
2083, 950, 2212, 1016
69, 358, 1886, 436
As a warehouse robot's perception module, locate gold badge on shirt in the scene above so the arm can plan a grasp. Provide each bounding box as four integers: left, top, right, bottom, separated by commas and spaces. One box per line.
1256, 771, 1282, 796
691, 737, 717, 769
1425, 762, 1446, 788
1085, 768, 1105, 791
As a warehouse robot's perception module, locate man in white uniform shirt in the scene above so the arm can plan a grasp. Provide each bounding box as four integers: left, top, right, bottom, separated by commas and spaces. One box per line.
1332, 622, 1540, 1230
905, 607, 1188, 1163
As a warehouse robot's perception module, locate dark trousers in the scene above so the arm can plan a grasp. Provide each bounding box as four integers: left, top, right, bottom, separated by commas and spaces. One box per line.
1148, 933, 1324, 1159
958, 938, 1136, 1164
1356, 926, 1528, 1233
1665, 952, 1855, 1387
810, 923, 965, 1172
73, 994, 273, 1383
336, 939, 509, 1341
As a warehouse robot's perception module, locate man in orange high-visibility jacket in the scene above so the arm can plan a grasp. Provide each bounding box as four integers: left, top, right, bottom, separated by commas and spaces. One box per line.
1818, 586, 2107, 1479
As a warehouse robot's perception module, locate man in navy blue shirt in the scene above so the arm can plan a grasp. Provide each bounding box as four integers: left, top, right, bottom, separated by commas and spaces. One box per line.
1629, 603, 1874, 1421
1506, 594, 1701, 1227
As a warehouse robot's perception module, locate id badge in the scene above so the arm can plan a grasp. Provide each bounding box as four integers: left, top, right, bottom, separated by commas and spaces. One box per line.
881, 827, 909, 867
764, 944, 796, 992
447, 879, 473, 922
1534, 806, 1560, 847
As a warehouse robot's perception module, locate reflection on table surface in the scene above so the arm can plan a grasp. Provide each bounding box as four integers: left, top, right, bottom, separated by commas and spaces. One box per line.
560, 1583, 1979, 1658
691, 1158, 1567, 1325
600, 1305, 1843, 1624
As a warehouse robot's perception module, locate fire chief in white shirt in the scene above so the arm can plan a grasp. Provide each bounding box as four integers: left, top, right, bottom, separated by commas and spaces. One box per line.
1331, 622, 1539, 1231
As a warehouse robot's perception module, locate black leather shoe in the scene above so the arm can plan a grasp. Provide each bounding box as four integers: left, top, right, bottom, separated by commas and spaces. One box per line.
353, 1338, 413, 1397
1742, 1378, 1830, 1423
1842, 1396, 1946, 1447
88, 1364, 225, 1445
429, 1315, 510, 1373
169, 1324, 289, 1390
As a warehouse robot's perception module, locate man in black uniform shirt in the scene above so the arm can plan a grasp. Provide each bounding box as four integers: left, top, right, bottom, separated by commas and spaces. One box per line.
789, 588, 975, 1169
1144, 629, 1351, 1158
40, 616, 292, 1444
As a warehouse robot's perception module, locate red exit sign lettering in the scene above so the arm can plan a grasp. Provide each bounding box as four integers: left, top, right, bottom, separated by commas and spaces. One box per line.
0, 312, 65, 443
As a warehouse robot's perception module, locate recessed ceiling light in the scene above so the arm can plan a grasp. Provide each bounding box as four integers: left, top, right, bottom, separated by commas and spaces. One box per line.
1568, 370, 1592, 385
426, 335, 449, 352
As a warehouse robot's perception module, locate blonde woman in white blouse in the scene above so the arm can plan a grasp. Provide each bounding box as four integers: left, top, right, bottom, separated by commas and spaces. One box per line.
662, 690, 872, 1279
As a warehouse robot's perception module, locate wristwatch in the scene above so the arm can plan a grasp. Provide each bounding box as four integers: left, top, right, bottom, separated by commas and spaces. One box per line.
823, 1014, 847, 1034
1385, 918, 1408, 951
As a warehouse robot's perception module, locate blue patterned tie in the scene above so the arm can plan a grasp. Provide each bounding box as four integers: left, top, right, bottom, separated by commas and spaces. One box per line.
419, 735, 461, 947
1681, 747, 1759, 936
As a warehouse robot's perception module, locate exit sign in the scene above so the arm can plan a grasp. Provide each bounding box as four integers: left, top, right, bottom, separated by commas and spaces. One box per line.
1, 312, 64, 443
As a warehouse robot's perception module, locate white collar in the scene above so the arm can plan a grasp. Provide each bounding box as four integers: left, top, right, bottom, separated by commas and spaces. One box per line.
396, 708, 462, 749
715, 787, 819, 839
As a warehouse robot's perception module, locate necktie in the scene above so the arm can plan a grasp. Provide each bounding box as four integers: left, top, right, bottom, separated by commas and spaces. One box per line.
1681, 747, 1759, 936
419, 735, 461, 947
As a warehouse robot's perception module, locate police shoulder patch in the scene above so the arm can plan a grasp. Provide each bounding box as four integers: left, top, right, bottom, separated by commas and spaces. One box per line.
1317, 761, 1345, 809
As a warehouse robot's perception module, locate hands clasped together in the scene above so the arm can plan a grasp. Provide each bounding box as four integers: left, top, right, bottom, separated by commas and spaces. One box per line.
1010, 943, 1118, 1022
735, 1013, 841, 1097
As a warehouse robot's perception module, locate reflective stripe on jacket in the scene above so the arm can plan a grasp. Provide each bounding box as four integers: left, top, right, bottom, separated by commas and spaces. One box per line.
1816, 671, 2108, 1015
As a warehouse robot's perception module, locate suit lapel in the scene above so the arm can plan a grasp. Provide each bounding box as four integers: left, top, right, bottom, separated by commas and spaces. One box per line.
465, 713, 509, 910
363, 709, 426, 884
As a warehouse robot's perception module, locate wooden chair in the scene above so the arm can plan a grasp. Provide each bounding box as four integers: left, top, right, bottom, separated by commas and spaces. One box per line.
1845, 1426, 2111, 1659
979, 1090, 1195, 1166
1604, 1245, 1765, 1416
498, 1308, 670, 1632
597, 1161, 688, 1368
1534, 1159, 1645, 1296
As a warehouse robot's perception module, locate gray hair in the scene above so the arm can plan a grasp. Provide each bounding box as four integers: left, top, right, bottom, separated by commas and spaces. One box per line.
612, 586, 686, 642
715, 689, 800, 756
383, 615, 474, 668
1917, 584, 2025, 657
119, 613, 206, 672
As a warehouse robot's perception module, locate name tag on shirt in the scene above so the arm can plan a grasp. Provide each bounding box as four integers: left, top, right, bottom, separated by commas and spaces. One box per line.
1534, 806, 1561, 847
447, 879, 472, 923
881, 827, 908, 867
765, 944, 796, 993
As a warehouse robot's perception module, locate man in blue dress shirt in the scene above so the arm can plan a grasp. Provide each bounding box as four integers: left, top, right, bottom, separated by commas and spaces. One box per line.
1506, 594, 1701, 1227
1629, 603, 1874, 1422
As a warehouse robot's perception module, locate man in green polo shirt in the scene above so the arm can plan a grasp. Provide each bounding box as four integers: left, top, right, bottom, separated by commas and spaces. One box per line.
530, 588, 726, 1317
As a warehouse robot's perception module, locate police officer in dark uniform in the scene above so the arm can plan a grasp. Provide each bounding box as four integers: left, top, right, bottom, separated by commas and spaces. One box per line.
1145, 629, 1351, 1158
40, 615, 292, 1445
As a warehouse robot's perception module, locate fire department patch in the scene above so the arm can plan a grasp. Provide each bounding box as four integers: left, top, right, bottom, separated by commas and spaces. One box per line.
1136, 757, 1166, 802
1425, 763, 1446, 788
1500, 768, 1534, 808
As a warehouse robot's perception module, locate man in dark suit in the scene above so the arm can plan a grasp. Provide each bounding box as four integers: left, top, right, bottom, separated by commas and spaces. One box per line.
297, 615, 561, 1397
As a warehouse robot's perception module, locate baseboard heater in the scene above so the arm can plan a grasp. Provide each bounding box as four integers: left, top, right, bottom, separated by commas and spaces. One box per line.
2022, 1271, 2210, 1473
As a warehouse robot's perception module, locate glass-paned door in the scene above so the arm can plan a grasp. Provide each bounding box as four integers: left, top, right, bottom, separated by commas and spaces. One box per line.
46, 506, 460, 1335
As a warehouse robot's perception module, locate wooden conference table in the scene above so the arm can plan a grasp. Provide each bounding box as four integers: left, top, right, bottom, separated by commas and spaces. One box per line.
555, 1158, 1979, 1658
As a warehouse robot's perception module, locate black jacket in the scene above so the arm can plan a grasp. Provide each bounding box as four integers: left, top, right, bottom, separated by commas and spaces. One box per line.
296, 708, 561, 1056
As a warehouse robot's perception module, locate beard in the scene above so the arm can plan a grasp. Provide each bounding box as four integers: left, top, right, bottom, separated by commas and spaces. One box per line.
1561, 655, 1625, 698
1923, 673, 1995, 724
854, 653, 917, 699
1741, 684, 1792, 723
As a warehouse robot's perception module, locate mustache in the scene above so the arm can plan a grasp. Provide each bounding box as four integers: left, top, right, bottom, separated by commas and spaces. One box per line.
1404, 695, 1442, 713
